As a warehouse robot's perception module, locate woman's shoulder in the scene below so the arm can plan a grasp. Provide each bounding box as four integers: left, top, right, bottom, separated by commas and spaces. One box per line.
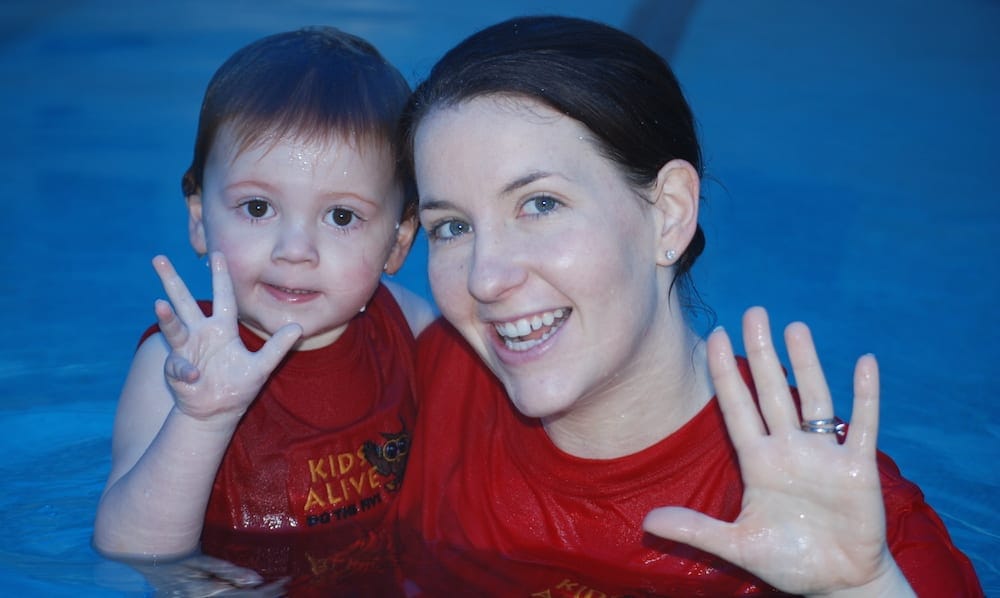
416, 318, 479, 364
414, 318, 504, 407
381, 280, 436, 337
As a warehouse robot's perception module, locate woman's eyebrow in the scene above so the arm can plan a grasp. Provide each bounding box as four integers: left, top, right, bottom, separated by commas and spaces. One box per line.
418, 170, 558, 213
418, 199, 454, 213
501, 170, 552, 195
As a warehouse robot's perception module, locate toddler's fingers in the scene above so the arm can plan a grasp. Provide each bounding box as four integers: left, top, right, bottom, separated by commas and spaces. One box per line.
164, 352, 200, 384
155, 299, 189, 348
209, 252, 238, 319
152, 255, 202, 324
254, 323, 302, 376
182, 554, 265, 587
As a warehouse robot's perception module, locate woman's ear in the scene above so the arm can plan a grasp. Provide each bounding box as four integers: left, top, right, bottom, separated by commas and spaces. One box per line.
384, 214, 419, 275
650, 159, 700, 266
186, 193, 208, 256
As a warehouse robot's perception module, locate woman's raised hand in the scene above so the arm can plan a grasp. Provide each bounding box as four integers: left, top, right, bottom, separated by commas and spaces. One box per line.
643, 307, 913, 596
151, 252, 301, 421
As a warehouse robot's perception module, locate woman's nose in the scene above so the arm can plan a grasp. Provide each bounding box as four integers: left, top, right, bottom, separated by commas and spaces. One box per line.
467, 229, 527, 303
271, 220, 319, 265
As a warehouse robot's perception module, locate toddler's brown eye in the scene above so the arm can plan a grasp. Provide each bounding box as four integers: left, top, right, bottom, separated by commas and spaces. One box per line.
246, 199, 269, 218
331, 208, 355, 227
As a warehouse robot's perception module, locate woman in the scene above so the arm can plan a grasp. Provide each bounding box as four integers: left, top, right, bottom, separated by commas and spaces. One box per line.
393, 15, 982, 596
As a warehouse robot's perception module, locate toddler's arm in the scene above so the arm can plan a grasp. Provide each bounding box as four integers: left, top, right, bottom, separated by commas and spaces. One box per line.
93, 254, 299, 559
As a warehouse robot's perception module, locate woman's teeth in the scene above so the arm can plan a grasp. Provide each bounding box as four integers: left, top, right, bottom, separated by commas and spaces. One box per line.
493, 308, 568, 351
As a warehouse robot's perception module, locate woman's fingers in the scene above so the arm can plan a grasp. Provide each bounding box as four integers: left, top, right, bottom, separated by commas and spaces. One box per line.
784, 322, 834, 424
847, 354, 880, 456
152, 255, 202, 324
741, 307, 798, 436
706, 325, 766, 448
642, 507, 738, 565
785, 321, 844, 445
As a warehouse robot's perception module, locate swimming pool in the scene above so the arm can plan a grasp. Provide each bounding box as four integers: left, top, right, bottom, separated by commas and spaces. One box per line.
1, 0, 995, 595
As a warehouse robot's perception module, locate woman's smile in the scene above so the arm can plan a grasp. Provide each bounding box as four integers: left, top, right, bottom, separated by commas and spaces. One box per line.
491, 307, 571, 352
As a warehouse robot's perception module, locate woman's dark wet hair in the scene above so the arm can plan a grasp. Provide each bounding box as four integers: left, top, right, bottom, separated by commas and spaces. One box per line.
182, 26, 416, 218
399, 15, 707, 310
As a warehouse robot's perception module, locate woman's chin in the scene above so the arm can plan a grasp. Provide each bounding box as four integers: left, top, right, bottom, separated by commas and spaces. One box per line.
505, 386, 573, 421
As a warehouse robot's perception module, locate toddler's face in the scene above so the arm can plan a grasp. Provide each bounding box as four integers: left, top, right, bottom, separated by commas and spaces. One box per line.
188, 125, 411, 349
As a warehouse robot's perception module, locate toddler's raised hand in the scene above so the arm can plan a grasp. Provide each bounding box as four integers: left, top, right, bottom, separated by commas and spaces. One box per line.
151, 252, 301, 421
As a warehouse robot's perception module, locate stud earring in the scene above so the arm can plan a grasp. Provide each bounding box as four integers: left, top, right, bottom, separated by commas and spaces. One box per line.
666, 249, 677, 261
360, 304, 367, 313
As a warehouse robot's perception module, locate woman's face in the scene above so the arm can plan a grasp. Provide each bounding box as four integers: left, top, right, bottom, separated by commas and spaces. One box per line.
415, 96, 674, 420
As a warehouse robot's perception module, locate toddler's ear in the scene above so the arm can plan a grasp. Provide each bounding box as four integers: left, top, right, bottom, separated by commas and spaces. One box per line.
186, 193, 208, 256
384, 216, 418, 275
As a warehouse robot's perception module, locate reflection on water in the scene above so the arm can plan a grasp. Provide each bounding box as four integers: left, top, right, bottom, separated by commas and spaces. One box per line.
1, 0, 996, 595
0, 0, 645, 594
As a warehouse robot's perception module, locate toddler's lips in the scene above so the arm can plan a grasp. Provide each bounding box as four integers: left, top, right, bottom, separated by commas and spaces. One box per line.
264, 283, 320, 303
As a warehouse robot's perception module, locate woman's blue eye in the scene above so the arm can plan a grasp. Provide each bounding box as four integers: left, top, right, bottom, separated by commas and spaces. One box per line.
328, 208, 357, 227
522, 195, 560, 216
432, 219, 471, 240
242, 199, 271, 219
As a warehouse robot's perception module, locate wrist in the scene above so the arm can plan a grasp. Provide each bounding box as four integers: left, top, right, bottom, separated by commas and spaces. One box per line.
810, 559, 915, 598
171, 404, 245, 430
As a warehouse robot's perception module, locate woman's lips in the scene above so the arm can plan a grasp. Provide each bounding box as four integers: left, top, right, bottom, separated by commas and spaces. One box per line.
492, 308, 570, 351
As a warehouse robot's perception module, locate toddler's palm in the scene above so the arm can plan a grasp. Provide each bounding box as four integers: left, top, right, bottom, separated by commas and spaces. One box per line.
152, 253, 300, 421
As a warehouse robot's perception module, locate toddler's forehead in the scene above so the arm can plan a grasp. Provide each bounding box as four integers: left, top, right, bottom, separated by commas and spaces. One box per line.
218, 123, 393, 166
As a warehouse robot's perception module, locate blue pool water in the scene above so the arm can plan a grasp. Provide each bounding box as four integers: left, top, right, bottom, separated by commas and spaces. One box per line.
0, 0, 996, 595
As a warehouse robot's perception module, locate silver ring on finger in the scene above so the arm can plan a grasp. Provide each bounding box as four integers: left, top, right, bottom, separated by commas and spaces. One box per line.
800, 416, 846, 439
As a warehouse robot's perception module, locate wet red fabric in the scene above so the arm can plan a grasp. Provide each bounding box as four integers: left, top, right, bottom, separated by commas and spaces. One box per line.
396, 319, 983, 597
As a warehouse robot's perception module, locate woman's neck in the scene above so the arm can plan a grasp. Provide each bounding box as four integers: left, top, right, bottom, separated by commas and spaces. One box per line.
540, 320, 714, 460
